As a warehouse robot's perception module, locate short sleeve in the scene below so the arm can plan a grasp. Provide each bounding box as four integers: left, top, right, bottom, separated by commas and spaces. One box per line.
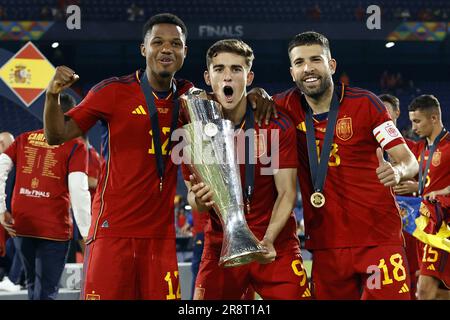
271, 110, 298, 169
66, 84, 115, 133
68, 140, 88, 174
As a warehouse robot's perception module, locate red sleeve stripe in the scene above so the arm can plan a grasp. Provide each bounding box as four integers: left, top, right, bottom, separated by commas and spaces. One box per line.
272, 88, 290, 102
272, 119, 287, 131
384, 138, 405, 151
274, 111, 289, 128
92, 74, 136, 92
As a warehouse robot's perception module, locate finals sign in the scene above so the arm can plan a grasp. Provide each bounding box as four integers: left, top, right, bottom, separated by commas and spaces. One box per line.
0, 41, 55, 107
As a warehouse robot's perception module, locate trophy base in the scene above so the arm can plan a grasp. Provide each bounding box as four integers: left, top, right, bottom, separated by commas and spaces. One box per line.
219, 249, 267, 268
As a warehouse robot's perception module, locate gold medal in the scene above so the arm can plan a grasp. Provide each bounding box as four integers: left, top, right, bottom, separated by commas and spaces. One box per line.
310, 192, 325, 208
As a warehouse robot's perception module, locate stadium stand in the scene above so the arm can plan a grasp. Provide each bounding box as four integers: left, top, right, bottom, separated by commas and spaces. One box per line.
0, 97, 42, 136
0, 0, 449, 22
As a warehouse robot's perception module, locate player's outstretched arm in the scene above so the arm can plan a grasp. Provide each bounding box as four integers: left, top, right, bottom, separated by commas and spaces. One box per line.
376, 145, 419, 187
258, 167, 297, 264
248, 87, 278, 126
423, 185, 450, 201
393, 180, 419, 195
44, 66, 83, 145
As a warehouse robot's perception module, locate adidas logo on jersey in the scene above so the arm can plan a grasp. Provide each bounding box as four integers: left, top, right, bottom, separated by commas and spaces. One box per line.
296, 122, 306, 133
302, 288, 311, 298
398, 283, 409, 294
427, 264, 436, 271
132, 105, 147, 115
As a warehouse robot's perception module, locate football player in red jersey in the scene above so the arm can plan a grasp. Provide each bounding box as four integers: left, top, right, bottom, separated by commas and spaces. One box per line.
186, 39, 310, 300
273, 31, 419, 299
45, 14, 192, 300
408, 95, 450, 300
0, 106, 90, 299
44, 14, 274, 300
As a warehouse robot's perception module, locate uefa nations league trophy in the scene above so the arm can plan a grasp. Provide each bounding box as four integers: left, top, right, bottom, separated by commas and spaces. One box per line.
180, 89, 266, 267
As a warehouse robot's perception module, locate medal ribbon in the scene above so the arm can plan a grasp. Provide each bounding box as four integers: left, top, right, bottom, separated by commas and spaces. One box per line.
302, 90, 340, 195
140, 71, 180, 191
243, 104, 255, 212
418, 128, 447, 195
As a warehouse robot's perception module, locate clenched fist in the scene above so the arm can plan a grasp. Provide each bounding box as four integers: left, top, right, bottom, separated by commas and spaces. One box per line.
47, 66, 79, 95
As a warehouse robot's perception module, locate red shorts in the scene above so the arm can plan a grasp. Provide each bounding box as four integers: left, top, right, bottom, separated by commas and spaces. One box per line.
418, 242, 450, 289
312, 245, 411, 300
82, 237, 179, 300
194, 252, 311, 300
404, 232, 420, 299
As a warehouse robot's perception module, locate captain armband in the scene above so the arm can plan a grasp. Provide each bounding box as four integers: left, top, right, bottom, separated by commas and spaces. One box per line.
373, 121, 402, 149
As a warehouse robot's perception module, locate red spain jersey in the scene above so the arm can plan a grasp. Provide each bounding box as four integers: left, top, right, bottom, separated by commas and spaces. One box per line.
183, 107, 300, 257
4, 129, 88, 240
67, 70, 193, 241
192, 209, 208, 237
273, 85, 406, 250
415, 131, 450, 233
87, 145, 103, 201
405, 138, 419, 156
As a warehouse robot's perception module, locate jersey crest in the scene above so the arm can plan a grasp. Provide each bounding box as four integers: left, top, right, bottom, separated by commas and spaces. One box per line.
254, 133, 267, 158
336, 117, 353, 141
432, 151, 441, 167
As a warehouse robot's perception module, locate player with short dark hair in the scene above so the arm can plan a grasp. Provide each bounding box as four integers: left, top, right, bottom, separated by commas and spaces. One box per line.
186, 39, 310, 300
408, 94, 450, 300
142, 13, 187, 40
274, 31, 419, 299
0, 96, 90, 299
44, 12, 193, 300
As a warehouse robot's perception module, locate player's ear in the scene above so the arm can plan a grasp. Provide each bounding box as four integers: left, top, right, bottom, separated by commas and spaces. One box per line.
140, 43, 146, 57
329, 58, 337, 75
289, 67, 295, 82
246, 71, 254, 87
204, 70, 211, 86
431, 113, 439, 124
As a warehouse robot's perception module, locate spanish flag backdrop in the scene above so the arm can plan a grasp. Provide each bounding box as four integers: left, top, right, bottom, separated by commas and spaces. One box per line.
0, 41, 55, 107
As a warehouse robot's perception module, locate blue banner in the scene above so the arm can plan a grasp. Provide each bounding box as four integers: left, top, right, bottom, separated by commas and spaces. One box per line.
396, 195, 422, 235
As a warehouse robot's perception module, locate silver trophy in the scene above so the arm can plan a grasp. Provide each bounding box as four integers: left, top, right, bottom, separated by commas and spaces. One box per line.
180, 89, 266, 267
